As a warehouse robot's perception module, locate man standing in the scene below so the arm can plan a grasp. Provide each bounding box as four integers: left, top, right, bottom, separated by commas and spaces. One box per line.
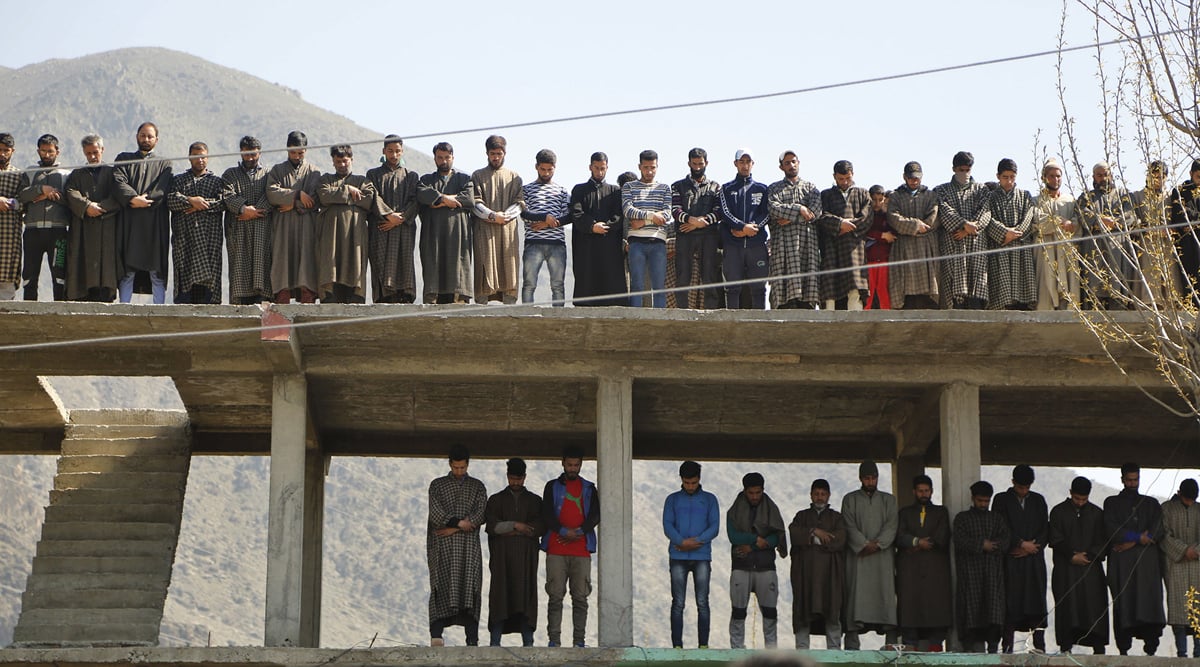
719, 149, 771, 309
953, 481, 1008, 653
365, 135, 419, 304
427, 444, 487, 647
841, 460, 897, 650
484, 457, 544, 647
570, 152, 625, 306
727, 471, 787, 649
541, 445, 600, 647
1048, 476, 1109, 655
1104, 462, 1166, 655
266, 131, 321, 304
113, 122, 172, 303
65, 134, 120, 302
315, 144, 381, 303
895, 474, 951, 652
886, 162, 940, 309
766, 150, 822, 309
1169, 159, 1200, 305
417, 142, 474, 304
934, 151, 991, 309
520, 149, 571, 305
167, 142, 228, 304
788, 478, 845, 650
985, 159, 1038, 311
818, 160, 872, 309
18, 134, 71, 301
991, 464, 1048, 653
863, 185, 896, 309
663, 460, 720, 649
671, 148, 722, 309
221, 136, 272, 305
471, 135, 523, 304
1131, 161, 1177, 305
1160, 479, 1200, 657
0, 134, 20, 301
1034, 158, 1081, 310
622, 150, 672, 308
1077, 162, 1137, 309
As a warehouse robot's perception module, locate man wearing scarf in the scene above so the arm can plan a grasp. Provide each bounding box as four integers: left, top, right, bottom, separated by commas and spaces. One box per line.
842, 460, 898, 649
727, 471, 787, 649
1160, 478, 1198, 657
788, 478, 845, 649
1103, 461, 1165, 656
953, 481, 1008, 653
895, 474, 951, 652
934, 151, 992, 309
1047, 476, 1109, 655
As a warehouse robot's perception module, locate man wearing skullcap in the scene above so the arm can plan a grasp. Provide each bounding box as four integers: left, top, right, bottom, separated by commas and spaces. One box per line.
1169, 159, 1200, 305
990, 464, 1048, 652
1103, 462, 1165, 655
484, 458, 544, 646
985, 160, 1038, 310
727, 471, 788, 648
663, 460, 720, 649
788, 478, 846, 649
817, 160, 872, 309
1047, 476, 1109, 654
953, 480, 1008, 652
1076, 161, 1138, 309
895, 474, 951, 651
841, 460, 898, 649
1033, 158, 1082, 310
934, 151, 992, 309
1161, 478, 1200, 657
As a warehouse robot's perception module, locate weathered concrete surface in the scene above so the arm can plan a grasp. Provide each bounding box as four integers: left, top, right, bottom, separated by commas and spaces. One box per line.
597, 376, 634, 647
0, 646, 1183, 667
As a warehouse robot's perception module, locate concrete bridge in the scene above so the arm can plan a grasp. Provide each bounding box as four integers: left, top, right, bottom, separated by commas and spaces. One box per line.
0, 303, 1193, 652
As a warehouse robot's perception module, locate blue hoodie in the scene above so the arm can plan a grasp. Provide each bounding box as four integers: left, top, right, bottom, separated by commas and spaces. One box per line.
718, 174, 770, 248
662, 485, 721, 561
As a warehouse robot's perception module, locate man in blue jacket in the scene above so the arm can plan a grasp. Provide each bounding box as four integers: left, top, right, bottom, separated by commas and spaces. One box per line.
663, 460, 720, 649
718, 149, 771, 309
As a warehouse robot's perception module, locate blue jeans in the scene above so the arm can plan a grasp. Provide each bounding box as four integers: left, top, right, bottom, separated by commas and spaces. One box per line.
628, 238, 666, 308
521, 242, 567, 305
670, 559, 711, 648
118, 270, 166, 304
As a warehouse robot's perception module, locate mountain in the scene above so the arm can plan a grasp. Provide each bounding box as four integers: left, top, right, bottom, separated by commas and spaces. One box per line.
0, 48, 433, 174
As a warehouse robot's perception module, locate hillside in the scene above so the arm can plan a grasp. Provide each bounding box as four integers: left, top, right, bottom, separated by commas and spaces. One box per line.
0, 48, 433, 174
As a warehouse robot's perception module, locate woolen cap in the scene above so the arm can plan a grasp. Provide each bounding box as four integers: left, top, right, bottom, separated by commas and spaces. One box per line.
903, 161, 923, 178
859, 460, 879, 477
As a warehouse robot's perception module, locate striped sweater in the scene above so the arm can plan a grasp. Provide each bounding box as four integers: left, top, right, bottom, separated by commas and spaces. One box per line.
521, 180, 571, 244
621, 179, 673, 242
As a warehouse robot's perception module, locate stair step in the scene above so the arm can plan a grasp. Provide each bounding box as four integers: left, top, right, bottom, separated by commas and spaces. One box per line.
68, 408, 189, 427
12, 622, 159, 646
41, 521, 178, 542
62, 438, 190, 457
65, 423, 188, 440
44, 504, 182, 525
49, 488, 183, 506
36, 540, 174, 559
32, 556, 172, 575
54, 472, 186, 491
17, 607, 162, 627
24, 573, 170, 593
22, 587, 165, 610
57, 455, 190, 475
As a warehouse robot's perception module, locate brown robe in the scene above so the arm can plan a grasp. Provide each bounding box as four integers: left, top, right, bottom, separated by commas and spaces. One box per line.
895, 502, 952, 630
471, 166, 523, 302
789, 505, 846, 632
64, 165, 120, 300
484, 485, 544, 634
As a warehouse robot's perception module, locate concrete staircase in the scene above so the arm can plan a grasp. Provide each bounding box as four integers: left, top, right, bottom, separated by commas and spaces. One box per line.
12, 409, 192, 647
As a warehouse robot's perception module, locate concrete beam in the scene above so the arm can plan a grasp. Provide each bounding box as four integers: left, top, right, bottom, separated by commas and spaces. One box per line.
596, 376, 632, 648
0, 429, 63, 454
889, 387, 943, 460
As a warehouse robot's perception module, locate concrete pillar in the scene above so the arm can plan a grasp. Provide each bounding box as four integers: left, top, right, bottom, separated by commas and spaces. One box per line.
265, 374, 323, 647
596, 376, 633, 648
891, 456, 925, 499
939, 382, 981, 518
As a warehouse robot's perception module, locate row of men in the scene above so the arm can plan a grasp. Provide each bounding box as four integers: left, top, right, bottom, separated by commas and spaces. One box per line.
431, 448, 1194, 655
5, 125, 1199, 310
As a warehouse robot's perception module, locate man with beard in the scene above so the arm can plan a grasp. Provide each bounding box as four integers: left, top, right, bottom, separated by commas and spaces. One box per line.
953, 481, 1008, 653
991, 464, 1048, 653
471, 135, 523, 304
1130, 161, 1177, 305
365, 135, 419, 303
1104, 462, 1166, 655
1034, 158, 1081, 310
788, 478, 845, 650
1169, 159, 1200, 304
166, 142, 228, 304
221, 136, 272, 304
570, 152, 625, 306
623, 150, 673, 308
0, 134, 21, 301
484, 457, 544, 647
671, 148, 722, 309
841, 460, 897, 650
266, 131, 322, 303
985, 159, 1037, 311
934, 151, 992, 309
427, 444, 487, 647
18, 134, 71, 301
727, 471, 787, 649
113, 122, 172, 303
417, 142, 475, 304
1077, 162, 1137, 309
818, 160, 872, 309
1159, 478, 1200, 657
886, 162, 940, 309
520, 149, 570, 305
663, 460, 720, 649
1048, 476, 1109, 655
65, 134, 120, 302
315, 144, 381, 303
766, 150, 822, 309
541, 445, 600, 647
895, 474, 951, 652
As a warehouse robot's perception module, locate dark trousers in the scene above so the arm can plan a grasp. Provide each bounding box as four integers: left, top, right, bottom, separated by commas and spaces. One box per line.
323, 283, 365, 304
175, 285, 219, 305
22, 226, 67, 301
723, 243, 768, 309
431, 611, 479, 645
675, 229, 722, 309
1115, 625, 1160, 655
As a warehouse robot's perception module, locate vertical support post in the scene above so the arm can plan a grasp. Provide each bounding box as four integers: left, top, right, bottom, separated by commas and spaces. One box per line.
300, 449, 326, 646
596, 375, 633, 647
939, 381, 980, 653
892, 456, 926, 498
